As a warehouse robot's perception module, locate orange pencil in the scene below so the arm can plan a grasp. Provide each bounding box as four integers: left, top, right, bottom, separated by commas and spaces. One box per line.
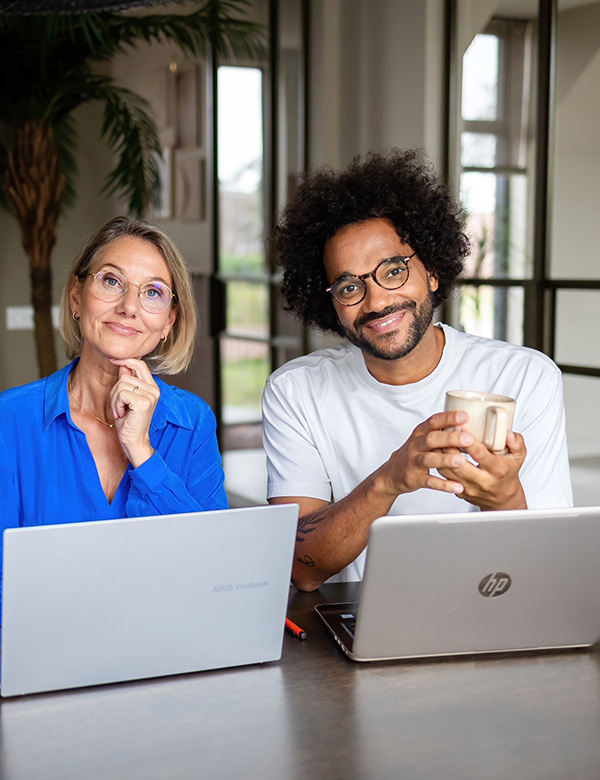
285, 617, 307, 640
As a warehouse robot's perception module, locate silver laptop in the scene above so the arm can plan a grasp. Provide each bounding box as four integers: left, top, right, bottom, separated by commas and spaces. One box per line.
0, 504, 298, 697
316, 506, 600, 662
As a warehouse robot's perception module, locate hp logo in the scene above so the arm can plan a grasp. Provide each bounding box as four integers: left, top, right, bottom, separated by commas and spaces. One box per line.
478, 572, 512, 598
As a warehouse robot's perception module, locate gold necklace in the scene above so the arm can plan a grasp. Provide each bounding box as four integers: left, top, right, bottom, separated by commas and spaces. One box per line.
68, 374, 115, 428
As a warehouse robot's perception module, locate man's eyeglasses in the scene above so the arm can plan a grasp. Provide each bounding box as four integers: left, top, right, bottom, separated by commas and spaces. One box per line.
326, 253, 415, 306
89, 269, 175, 314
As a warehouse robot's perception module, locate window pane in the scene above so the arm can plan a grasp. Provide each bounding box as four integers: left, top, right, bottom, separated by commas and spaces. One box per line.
218, 67, 264, 274
460, 172, 530, 279
453, 19, 534, 349
452, 285, 524, 344
221, 338, 270, 425
226, 280, 269, 338
461, 170, 496, 219
555, 290, 600, 368
462, 34, 499, 121
461, 132, 497, 168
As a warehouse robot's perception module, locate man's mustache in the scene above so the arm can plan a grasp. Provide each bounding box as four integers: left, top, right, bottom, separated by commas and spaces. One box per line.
354, 301, 416, 329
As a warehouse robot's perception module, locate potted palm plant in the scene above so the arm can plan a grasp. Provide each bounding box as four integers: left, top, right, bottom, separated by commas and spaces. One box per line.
0, 0, 262, 377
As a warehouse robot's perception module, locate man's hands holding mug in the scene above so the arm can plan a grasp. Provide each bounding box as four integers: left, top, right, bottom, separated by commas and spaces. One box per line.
439, 390, 527, 510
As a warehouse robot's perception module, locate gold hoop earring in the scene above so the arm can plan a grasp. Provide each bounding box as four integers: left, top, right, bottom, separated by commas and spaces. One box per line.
162, 333, 168, 343
72, 311, 79, 321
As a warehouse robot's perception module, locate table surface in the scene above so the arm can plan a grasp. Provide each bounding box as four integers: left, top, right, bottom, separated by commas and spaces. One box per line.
2, 582, 600, 780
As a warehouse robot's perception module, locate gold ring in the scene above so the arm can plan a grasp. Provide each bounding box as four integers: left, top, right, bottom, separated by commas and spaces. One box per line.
132, 386, 139, 394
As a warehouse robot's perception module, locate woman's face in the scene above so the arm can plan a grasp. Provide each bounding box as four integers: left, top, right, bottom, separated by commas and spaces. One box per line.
69, 236, 177, 364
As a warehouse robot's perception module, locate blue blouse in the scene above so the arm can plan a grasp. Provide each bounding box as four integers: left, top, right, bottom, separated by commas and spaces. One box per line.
0, 360, 228, 607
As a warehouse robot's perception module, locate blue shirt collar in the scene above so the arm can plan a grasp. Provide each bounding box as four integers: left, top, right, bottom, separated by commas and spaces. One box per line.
43, 360, 76, 430
43, 359, 193, 432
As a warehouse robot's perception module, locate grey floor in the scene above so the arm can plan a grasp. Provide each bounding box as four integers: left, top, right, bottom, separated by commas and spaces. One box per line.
223, 449, 600, 509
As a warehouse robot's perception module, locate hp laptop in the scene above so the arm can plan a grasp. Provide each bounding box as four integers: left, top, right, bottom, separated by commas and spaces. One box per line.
316, 506, 600, 662
0, 503, 298, 697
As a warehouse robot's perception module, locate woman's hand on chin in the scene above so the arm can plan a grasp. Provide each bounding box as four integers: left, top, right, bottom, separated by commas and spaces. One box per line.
109, 358, 159, 468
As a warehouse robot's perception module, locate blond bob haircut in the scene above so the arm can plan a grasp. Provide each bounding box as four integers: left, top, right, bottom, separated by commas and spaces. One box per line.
59, 216, 197, 375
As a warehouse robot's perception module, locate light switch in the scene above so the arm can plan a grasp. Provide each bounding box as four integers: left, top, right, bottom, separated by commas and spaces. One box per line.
6, 306, 60, 331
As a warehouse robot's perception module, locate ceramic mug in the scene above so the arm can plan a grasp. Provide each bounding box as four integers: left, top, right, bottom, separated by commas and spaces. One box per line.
444, 390, 516, 455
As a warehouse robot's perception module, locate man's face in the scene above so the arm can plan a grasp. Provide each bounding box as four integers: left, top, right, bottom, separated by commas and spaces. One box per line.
323, 217, 439, 362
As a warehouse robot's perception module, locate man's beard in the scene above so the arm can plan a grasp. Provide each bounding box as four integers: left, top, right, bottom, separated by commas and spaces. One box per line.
340, 293, 435, 361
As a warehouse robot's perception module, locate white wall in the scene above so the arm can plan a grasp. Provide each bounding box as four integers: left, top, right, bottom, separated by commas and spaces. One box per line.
552, 2, 600, 457
552, 3, 600, 278
309, 0, 446, 169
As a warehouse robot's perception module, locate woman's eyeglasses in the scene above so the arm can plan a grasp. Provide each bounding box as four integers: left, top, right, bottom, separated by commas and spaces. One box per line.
89, 269, 174, 314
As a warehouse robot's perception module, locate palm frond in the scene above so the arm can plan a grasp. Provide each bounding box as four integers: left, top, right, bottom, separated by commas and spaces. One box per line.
53, 116, 78, 209
39, 72, 160, 214
94, 0, 266, 61
1, 1, 264, 65
97, 81, 161, 215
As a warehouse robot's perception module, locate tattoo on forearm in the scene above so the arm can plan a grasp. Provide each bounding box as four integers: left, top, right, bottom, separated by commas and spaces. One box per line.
296, 510, 327, 543
295, 509, 328, 569
296, 554, 315, 568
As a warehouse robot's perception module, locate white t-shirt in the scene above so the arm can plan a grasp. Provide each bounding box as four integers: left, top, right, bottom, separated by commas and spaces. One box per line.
262, 324, 573, 582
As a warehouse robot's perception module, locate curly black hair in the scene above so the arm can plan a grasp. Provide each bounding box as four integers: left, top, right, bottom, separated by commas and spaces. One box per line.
270, 148, 470, 335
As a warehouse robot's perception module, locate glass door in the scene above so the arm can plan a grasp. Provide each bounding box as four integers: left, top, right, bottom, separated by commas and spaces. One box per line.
213, 0, 308, 452
217, 65, 270, 446
449, 16, 534, 346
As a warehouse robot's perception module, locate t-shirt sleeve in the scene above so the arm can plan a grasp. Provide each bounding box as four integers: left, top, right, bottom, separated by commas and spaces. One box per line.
518, 361, 573, 508
262, 376, 332, 502
126, 407, 228, 516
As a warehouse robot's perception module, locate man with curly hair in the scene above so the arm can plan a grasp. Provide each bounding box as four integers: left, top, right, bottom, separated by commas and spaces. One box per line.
262, 149, 572, 591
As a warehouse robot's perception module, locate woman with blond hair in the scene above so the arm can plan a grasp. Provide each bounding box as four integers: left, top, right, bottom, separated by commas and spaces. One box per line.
0, 216, 227, 601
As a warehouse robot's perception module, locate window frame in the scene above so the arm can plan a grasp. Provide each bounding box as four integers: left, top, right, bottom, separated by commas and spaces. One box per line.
445, 0, 600, 378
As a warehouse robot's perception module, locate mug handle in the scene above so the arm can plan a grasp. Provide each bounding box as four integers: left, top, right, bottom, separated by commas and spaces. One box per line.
483, 407, 509, 453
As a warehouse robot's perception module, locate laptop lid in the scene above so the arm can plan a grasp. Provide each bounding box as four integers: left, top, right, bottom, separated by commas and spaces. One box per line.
1, 503, 298, 697
316, 506, 600, 662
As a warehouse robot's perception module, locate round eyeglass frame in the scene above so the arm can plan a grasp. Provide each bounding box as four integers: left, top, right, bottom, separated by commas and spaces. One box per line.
88, 269, 175, 313
326, 252, 416, 306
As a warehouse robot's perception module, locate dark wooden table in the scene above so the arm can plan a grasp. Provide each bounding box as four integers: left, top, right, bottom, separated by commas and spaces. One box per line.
1, 582, 600, 779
